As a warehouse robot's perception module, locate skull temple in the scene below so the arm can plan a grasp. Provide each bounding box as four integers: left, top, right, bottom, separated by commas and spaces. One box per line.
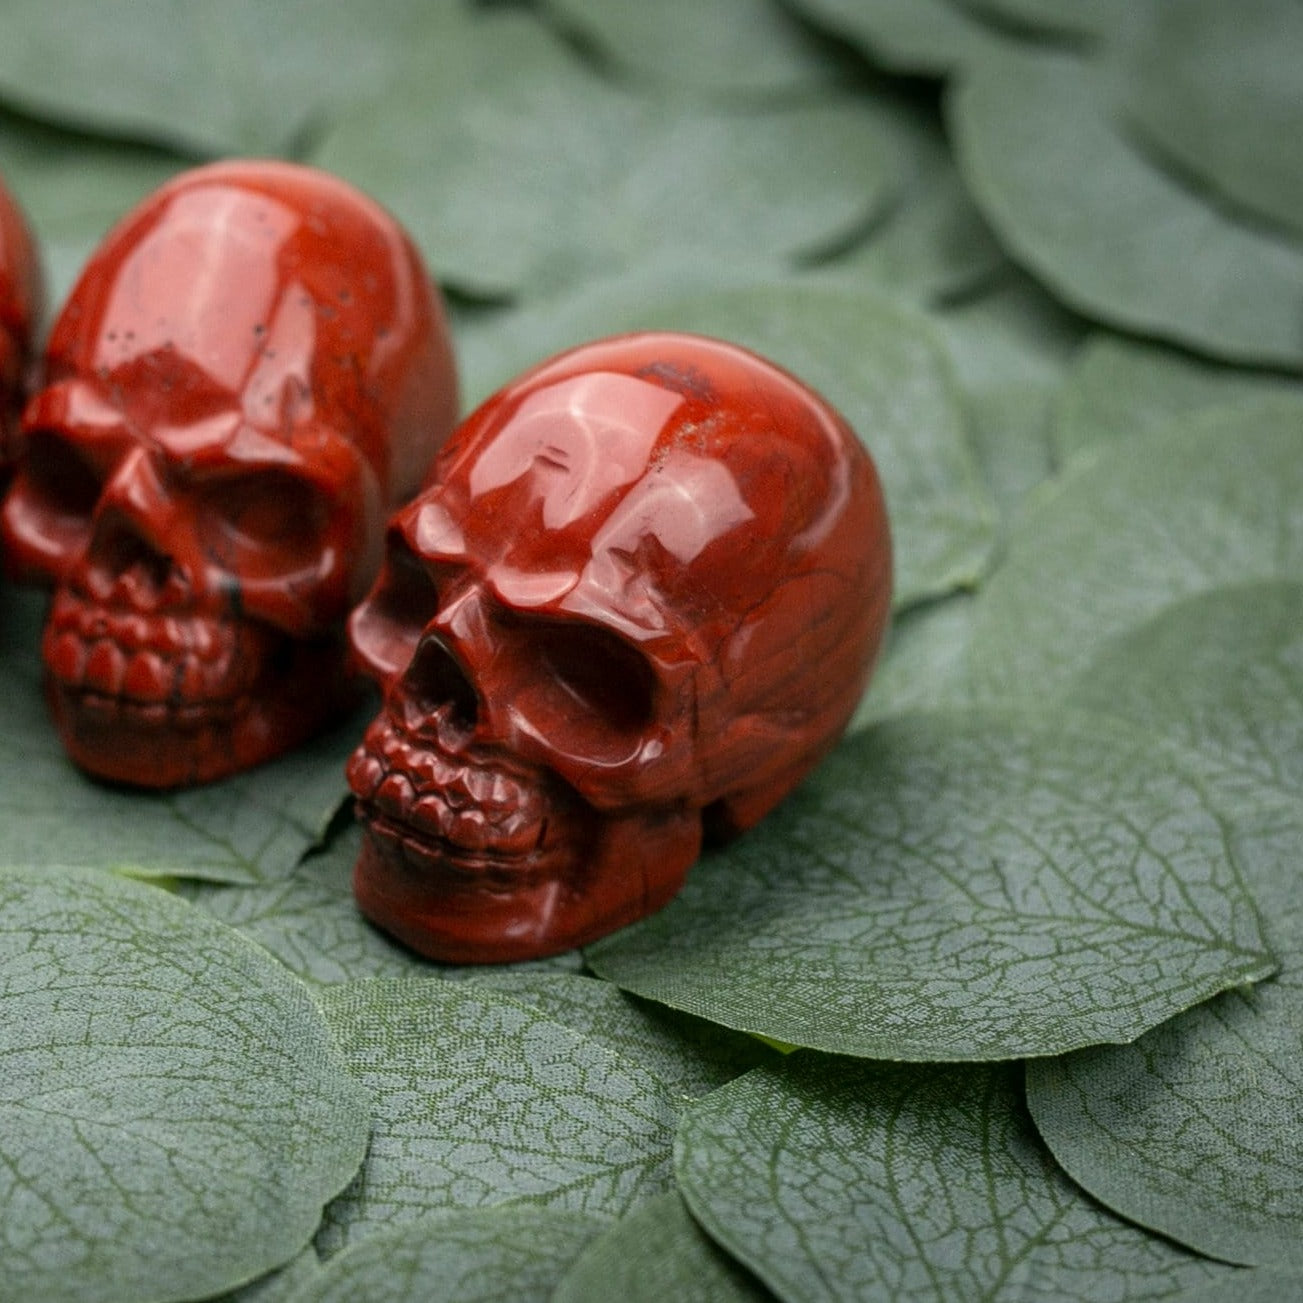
0, 160, 457, 787
347, 332, 892, 962
0, 175, 42, 475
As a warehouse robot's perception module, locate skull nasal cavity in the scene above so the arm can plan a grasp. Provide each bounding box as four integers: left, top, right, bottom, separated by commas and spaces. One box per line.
88, 526, 176, 599
402, 635, 478, 731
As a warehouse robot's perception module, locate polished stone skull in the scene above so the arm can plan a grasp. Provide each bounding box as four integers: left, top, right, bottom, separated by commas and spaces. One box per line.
0, 175, 42, 473
347, 332, 891, 961
1, 160, 457, 787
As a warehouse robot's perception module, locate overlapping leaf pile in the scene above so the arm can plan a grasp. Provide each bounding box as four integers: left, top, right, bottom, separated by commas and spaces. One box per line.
0, 2, 1300, 1299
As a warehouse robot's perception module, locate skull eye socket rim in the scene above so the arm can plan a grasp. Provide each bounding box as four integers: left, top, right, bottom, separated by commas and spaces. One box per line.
350, 535, 439, 683
12, 430, 102, 550
199, 470, 333, 575
528, 620, 656, 740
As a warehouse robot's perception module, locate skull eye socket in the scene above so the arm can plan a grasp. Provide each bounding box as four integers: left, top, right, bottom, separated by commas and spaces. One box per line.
14, 431, 102, 550
532, 623, 655, 738
349, 536, 439, 682
200, 471, 331, 572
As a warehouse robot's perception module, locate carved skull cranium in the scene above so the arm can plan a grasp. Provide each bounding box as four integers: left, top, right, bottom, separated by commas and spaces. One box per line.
0, 160, 457, 787
0, 175, 42, 472
347, 332, 891, 961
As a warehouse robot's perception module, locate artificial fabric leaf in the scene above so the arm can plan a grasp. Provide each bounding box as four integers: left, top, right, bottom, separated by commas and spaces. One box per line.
0, 0, 465, 158
1066, 580, 1303, 811
458, 274, 998, 610
676, 1056, 1230, 1302
962, 386, 1058, 523
0, 584, 360, 884
804, 94, 1004, 308
1117, 0, 1303, 242
1177, 1272, 1303, 1303
177, 822, 431, 984
784, 0, 1005, 75
1024, 582, 1303, 1268
314, 977, 678, 1255
936, 268, 1086, 395
949, 50, 1303, 369
292, 1207, 604, 1303
313, 11, 895, 301
1029, 986, 1303, 1271
551, 1192, 774, 1303
966, 401, 1303, 700
952, 0, 1125, 40
1052, 334, 1303, 469
217, 1250, 323, 1303
467, 971, 778, 1100
0, 863, 370, 1303
933, 270, 1085, 520
587, 708, 1273, 1061
0, 110, 185, 306
850, 592, 977, 728
542, 0, 847, 97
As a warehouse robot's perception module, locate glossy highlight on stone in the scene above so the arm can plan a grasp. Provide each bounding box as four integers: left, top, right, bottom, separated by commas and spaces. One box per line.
0, 174, 43, 476
347, 331, 892, 962
0, 160, 458, 787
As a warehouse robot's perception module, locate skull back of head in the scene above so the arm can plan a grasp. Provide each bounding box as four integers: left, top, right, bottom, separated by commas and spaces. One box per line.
0, 175, 43, 473
0, 160, 458, 787
347, 331, 892, 962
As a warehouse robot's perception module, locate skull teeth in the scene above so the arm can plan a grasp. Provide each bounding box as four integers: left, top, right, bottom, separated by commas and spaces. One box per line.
349, 722, 547, 861
45, 589, 243, 706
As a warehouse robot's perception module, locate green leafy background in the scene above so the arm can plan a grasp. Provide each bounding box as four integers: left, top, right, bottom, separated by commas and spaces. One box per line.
1, 1, 1301, 1298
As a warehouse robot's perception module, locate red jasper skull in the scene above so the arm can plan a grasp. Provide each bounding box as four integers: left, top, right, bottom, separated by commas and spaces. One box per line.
0, 175, 42, 473
347, 332, 892, 962
0, 160, 457, 787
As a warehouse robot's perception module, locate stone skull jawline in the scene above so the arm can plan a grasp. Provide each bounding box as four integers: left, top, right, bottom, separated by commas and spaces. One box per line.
346, 331, 892, 963
0, 160, 457, 788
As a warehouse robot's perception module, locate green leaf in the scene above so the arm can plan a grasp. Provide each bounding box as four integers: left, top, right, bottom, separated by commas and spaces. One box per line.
953, 0, 1125, 41
293, 1207, 604, 1303
933, 270, 1086, 521
1177, 1271, 1303, 1303
1052, 334, 1303, 469
551, 1192, 773, 1303
314, 978, 678, 1255
1023, 582, 1303, 1268
542, 0, 847, 97
0, 111, 186, 306
313, 11, 895, 300
949, 50, 1303, 369
676, 1056, 1231, 1302
0, 863, 370, 1303
1066, 581, 1303, 813
935, 269, 1085, 398
784, 0, 1005, 75
805, 97, 1005, 307
1029, 986, 1303, 1272
1117, 0, 1303, 242
467, 971, 778, 1100
458, 275, 998, 610
216, 1249, 323, 1303
587, 708, 1274, 1060
966, 401, 1303, 700
850, 592, 977, 728
0, 585, 360, 884
0, 0, 451, 157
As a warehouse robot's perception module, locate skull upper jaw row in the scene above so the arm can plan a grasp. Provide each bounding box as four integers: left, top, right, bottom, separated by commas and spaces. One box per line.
46, 619, 360, 789
346, 331, 892, 961
0, 160, 457, 788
